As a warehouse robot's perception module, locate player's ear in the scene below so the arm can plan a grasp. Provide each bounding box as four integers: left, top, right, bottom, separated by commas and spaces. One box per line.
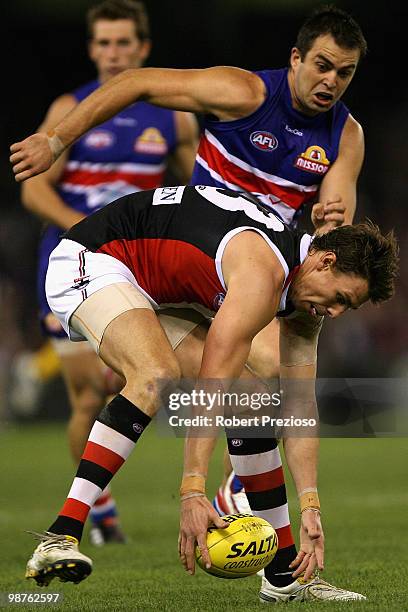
290, 47, 302, 69
321, 251, 337, 270
138, 39, 152, 63
88, 39, 96, 62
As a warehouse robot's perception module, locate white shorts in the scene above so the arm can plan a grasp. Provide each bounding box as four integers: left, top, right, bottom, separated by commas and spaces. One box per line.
46, 239, 207, 353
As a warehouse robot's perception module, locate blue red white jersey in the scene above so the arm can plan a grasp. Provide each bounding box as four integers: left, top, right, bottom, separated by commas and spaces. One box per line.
65, 186, 312, 317
191, 68, 349, 226
38, 79, 177, 322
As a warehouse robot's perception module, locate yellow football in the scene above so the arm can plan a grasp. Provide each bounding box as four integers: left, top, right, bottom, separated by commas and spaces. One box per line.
195, 513, 278, 579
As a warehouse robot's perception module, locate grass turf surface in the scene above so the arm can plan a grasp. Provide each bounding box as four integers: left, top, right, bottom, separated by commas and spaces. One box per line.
0, 423, 407, 611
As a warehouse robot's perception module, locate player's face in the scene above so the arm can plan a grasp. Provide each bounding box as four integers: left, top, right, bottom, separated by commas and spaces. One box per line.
290, 251, 369, 319
288, 34, 359, 116
89, 19, 151, 84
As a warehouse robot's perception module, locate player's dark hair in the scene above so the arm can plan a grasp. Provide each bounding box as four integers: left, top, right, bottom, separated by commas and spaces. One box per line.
296, 5, 367, 60
311, 222, 399, 304
87, 0, 150, 41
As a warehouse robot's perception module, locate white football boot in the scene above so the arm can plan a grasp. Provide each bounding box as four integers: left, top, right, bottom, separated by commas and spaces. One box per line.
25, 532, 93, 586
259, 574, 366, 602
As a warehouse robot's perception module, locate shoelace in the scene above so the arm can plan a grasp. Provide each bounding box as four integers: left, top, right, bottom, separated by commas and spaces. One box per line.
302, 574, 354, 595
27, 531, 77, 551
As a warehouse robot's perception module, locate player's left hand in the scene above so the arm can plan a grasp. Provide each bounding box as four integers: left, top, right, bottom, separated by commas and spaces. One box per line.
312, 195, 346, 233
289, 509, 324, 580
178, 496, 228, 575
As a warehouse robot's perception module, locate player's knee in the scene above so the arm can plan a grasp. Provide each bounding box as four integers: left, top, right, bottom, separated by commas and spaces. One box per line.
123, 355, 181, 396
144, 358, 181, 388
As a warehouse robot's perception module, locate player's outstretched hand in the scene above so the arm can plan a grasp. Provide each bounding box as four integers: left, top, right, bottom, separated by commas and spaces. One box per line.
179, 496, 228, 575
312, 195, 346, 233
289, 509, 324, 580
10, 133, 55, 182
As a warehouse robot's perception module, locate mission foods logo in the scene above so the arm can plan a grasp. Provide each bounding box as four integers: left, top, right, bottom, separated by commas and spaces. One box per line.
134, 127, 168, 154
250, 131, 278, 152
294, 145, 330, 175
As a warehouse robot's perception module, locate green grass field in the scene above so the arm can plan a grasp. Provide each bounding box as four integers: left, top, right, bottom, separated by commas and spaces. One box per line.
0, 423, 407, 611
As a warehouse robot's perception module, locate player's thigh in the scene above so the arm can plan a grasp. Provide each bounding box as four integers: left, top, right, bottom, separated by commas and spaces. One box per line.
98, 307, 180, 382
247, 318, 280, 380
69, 283, 178, 378
159, 309, 210, 379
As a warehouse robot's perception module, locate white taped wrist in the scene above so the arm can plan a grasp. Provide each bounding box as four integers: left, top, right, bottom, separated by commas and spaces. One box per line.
47, 131, 65, 161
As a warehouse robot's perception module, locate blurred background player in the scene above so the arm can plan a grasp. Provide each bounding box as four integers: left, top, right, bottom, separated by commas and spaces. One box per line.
19, 0, 198, 545
9, 4, 367, 591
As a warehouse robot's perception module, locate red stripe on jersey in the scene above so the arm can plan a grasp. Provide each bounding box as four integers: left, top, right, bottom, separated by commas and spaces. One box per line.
198, 136, 317, 210
59, 498, 90, 523
97, 238, 225, 311
275, 524, 295, 549
239, 466, 285, 492
82, 441, 125, 474
61, 168, 165, 191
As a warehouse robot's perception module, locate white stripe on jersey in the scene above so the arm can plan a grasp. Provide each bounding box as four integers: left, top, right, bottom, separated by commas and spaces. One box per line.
65, 160, 166, 175
203, 130, 319, 193
195, 155, 299, 223
59, 182, 142, 194
195, 153, 243, 190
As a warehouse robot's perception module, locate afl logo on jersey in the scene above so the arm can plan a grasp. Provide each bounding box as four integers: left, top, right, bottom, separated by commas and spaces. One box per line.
250, 131, 278, 152
84, 130, 115, 149
213, 292, 225, 310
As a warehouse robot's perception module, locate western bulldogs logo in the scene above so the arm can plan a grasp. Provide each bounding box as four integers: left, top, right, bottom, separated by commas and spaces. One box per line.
250, 131, 278, 152
84, 130, 115, 149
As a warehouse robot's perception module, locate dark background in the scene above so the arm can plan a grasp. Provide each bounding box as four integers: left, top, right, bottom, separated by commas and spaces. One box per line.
1, 0, 407, 419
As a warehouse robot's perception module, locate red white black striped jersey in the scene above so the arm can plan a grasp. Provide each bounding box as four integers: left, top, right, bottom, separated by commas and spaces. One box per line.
65, 186, 312, 315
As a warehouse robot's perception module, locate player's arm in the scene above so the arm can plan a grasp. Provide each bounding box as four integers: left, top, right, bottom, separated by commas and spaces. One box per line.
179, 233, 285, 574
279, 312, 325, 579
21, 94, 86, 229
312, 115, 364, 232
168, 111, 199, 183
10, 67, 266, 182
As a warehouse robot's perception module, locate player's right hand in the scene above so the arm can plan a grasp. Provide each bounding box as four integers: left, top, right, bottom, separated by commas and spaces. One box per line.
10, 133, 54, 182
289, 509, 324, 580
178, 496, 228, 575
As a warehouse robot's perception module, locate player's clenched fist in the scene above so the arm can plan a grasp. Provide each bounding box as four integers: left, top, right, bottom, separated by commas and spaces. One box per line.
10, 131, 65, 182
